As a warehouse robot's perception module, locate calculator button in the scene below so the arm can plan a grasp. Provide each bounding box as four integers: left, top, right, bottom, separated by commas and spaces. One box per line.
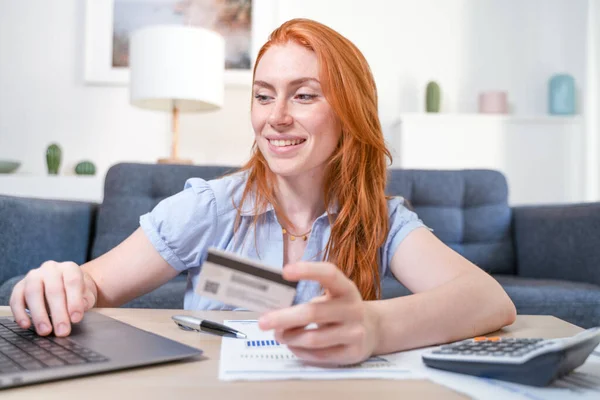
433, 350, 458, 355
488, 337, 500, 342
473, 337, 487, 342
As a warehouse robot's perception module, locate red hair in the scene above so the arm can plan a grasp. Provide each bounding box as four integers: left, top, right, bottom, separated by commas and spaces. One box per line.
237, 18, 391, 300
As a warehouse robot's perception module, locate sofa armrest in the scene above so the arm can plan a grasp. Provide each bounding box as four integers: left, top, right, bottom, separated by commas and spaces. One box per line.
0, 195, 97, 287
512, 202, 600, 286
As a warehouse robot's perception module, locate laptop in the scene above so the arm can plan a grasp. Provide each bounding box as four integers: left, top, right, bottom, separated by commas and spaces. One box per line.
0, 311, 202, 389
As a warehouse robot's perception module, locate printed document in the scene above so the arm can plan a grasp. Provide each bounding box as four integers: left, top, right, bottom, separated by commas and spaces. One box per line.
218, 320, 422, 381
220, 320, 600, 399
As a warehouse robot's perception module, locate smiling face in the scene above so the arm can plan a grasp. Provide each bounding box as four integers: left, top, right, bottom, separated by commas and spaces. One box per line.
251, 42, 342, 178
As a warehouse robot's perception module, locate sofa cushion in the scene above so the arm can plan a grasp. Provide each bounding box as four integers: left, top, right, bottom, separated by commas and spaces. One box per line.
0, 275, 22, 306
91, 163, 236, 259
494, 275, 600, 328
386, 170, 514, 274
0, 196, 95, 285
513, 203, 600, 287
121, 274, 187, 309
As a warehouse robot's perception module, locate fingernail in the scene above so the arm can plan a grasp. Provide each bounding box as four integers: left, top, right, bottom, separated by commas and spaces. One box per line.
56, 323, 68, 336
38, 323, 49, 333
19, 320, 29, 328
71, 312, 81, 322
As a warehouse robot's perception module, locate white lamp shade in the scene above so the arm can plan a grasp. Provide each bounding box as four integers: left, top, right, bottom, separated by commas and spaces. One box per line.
129, 25, 225, 112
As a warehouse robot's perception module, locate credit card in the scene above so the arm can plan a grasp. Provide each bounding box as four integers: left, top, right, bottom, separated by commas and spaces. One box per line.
196, 248, 297, 312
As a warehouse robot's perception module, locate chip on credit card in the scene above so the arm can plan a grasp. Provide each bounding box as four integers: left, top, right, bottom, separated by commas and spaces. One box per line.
196, 248, 298, 312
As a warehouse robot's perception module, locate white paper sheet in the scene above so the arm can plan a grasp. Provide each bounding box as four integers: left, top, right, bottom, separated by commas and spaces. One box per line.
384, 344, 600, 400
218, 320, 423, 381
219, 320, 600, 399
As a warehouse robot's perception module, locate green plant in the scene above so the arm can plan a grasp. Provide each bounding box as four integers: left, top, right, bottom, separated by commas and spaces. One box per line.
46, 143, 62, 175
426, 81, 441, 113
75, 161, 96, 175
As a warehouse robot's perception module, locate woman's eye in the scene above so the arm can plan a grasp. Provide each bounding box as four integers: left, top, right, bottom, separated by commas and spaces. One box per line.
296, 93, 318, 101
254, 94, 270, 102
296, 94, 317, 101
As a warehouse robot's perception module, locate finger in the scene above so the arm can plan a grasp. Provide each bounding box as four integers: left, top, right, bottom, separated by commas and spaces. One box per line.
283, 262, 359, 299
83, 288, 95, 312
287, 344, 359, 366
9, 280, 31, 329
259, 299, 359, 331
277, 322, 365, 350
82, 272, 96, 312
42, 269, 72, 337
22, 274, 52, 336
61, 264, 86, 323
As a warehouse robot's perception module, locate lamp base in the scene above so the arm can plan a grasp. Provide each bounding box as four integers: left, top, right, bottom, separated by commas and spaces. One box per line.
157, 157, 193, 165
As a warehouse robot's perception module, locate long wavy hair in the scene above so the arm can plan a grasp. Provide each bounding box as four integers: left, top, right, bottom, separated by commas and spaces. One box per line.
236, 18, 391, 300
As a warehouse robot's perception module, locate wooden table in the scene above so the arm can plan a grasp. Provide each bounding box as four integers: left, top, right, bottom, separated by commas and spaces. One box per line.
0, 307, 582, 399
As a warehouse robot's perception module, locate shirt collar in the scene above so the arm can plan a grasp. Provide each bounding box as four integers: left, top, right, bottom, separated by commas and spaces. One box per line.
238, 191, 274, 216
238, 192, 339, 217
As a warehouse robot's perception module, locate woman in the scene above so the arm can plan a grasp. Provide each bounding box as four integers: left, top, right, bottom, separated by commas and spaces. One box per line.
10, 18, 516, 366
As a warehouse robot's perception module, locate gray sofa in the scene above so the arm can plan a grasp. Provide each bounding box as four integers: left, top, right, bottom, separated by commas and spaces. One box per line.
1, 163, 599, 328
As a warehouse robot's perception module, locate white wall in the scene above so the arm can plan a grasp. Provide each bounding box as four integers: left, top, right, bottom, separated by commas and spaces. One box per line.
586, 0, 600, 200
0, 0, 595, 185
0, 0, 254, 177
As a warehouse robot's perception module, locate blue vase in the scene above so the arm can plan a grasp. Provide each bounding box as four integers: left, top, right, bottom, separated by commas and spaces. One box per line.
548, 74, 575, 115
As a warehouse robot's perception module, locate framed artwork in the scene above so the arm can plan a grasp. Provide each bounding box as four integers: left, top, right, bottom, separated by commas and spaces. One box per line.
84, 0, 279, 86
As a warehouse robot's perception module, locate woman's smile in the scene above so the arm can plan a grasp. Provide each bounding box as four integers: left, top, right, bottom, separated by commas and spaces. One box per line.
266, 137, 307, 155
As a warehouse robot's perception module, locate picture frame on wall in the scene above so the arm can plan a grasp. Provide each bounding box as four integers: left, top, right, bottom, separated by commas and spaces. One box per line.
83, 0, 279, 86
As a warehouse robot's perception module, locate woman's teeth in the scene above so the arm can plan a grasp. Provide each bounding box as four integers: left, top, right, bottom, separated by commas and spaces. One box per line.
269, 139, 305, 147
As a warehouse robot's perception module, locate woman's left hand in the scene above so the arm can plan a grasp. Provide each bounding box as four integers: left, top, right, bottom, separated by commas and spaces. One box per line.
258, 262, 381, 366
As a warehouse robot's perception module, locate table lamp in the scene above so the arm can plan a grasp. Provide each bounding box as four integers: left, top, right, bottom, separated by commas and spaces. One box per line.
129, 25, 225, 164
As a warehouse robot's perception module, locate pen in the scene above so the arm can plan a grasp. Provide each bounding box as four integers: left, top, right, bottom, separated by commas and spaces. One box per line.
171, 315, 247, 339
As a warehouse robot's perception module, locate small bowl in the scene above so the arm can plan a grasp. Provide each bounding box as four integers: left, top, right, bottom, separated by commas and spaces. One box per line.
0, 160, 21, 174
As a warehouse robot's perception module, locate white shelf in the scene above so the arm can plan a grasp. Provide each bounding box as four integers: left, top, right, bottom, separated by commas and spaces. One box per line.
388, 113, 586, 205
0, 175, 104, 203
397, 113, 583, 124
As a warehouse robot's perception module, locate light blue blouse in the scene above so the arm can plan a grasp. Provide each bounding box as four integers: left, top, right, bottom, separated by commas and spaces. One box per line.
139, 172, 426, 310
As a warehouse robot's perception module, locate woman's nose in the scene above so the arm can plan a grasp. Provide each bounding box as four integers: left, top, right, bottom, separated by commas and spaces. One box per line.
268, 100, 293, 127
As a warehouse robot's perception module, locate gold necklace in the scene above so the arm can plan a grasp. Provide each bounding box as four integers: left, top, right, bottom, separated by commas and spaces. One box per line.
282, 227, 312, 241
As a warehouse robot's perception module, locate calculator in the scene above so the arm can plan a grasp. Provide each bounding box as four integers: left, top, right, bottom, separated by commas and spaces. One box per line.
422, 326, 600, 386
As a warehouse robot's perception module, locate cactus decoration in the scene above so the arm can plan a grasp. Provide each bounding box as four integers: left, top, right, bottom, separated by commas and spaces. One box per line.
46, 143, 62, 175
426, 81, 441, 113
75, 161, 96, 176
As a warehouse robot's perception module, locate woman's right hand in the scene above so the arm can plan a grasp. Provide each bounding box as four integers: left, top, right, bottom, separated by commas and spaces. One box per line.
9, 261, 97, 337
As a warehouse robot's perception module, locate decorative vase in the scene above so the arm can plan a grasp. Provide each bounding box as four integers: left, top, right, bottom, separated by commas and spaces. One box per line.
549, 74, 575, 115
425, 81, 441, 113
46, 143, 62, 175
75, 161, 96, 176
479, 91, 508, 114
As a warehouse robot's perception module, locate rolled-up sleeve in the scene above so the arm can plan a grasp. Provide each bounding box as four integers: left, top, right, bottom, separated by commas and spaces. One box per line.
139, 178, 217, 272
381, 197, 428, 277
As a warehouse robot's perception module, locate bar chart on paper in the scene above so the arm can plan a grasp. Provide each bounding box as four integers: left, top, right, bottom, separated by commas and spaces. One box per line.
218, 320, 421, 381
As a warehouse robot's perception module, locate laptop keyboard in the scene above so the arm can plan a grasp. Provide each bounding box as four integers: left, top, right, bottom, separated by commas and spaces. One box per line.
0, 318, 109, 374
